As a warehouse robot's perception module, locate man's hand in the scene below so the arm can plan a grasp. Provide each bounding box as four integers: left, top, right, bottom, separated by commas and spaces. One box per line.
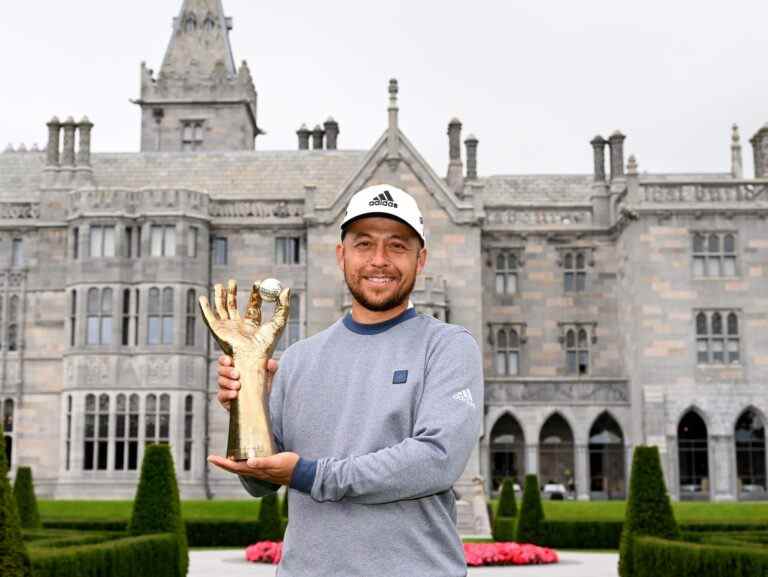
217, 354, 278, 410
207, 452, 300, 486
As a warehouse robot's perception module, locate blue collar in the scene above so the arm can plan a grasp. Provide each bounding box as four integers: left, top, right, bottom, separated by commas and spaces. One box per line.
343, 307, 417, 335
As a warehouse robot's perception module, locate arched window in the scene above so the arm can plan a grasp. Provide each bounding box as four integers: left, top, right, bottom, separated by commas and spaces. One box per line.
495, 251, 520, 295
184, 14, 197, 32
145, 393, 171, 445
184, 395, 194, 472
490, 413, 525, 492
693, 232, 738, 277
7, 295, 18, 351
588, 412, 625, 499
186, 289, 196, 346
565, 327, 590, 375
494, 327, 520, 376
539, 413, 575, 495
145, 394, 157, 444
65, 395, 72, 470
678, 411, 709, 499
735, 410, 766, 498
696, 310, 740, 364
563, 250, 587, 292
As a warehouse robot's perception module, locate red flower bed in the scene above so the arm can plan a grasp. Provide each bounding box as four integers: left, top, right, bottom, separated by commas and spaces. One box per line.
246, 541, 558, 567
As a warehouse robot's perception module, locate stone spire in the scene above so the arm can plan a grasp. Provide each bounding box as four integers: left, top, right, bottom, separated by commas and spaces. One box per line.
387, 79, 400, 162
731, 124, 743, 179
159, 0, 236, 82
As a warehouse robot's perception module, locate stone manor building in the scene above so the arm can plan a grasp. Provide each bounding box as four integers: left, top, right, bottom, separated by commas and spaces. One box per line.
1, 0, 766, 526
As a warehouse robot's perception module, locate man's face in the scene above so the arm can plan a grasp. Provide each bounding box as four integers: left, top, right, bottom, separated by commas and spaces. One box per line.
336, 217, 427, 313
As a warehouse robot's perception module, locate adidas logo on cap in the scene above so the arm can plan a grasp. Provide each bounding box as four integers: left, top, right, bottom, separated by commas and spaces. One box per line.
369, 190, 398, 208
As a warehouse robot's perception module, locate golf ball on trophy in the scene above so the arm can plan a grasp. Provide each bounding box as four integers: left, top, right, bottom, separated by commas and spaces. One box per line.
259, 278, 282, 302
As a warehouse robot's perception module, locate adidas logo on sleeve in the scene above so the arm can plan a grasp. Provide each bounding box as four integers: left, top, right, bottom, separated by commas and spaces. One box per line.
368, 190, 398, 208
452, 388, 475, 409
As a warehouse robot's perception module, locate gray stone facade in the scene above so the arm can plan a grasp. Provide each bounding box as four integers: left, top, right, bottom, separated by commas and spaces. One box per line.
1, 0, 766, 527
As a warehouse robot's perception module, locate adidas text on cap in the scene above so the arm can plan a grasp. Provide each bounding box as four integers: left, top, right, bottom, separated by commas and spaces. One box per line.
341, 184, 426, 245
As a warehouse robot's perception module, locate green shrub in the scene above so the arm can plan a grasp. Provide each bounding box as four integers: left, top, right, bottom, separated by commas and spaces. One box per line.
24, 529, 120, 549
633, 536, 768, 577
128, 445, 188, 577
515, 474, 545, 545
31, 533, 180, 577
492, 517, 516, 541
619, 446, 679, 577
0, 433, 32, 577
184, 519, 261, 547
497, 478, 517, 517
13, 467, 41, 529
258, 492, 284, 541
539, 520, 624, 549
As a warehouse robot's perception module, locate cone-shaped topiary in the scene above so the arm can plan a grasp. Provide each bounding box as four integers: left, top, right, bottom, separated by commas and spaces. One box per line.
129, 444, 188, 577
618, 446, 679, 577
497, 477, 518, 517
0, 434, 32, 577
258, 492, 283, 541
13, 467, 41, 529
515, 474, 545, 545
281, 488, 289, 519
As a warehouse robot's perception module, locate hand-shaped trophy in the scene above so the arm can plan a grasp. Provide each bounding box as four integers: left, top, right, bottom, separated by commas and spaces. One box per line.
199, 278, 291, 460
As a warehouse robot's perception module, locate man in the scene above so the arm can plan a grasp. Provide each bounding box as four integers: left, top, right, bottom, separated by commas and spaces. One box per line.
209, 184, 483, 577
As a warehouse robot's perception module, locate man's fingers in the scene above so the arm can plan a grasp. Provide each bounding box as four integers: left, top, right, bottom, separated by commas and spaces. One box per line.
214, 283, 228, 320
244, 282, 262, 325
226, 279, 241, 320
198, 296, 218, 328
266, 358, 278, 373
218, 354, 233, 367
217, 376, 240, 391
217, 363, 239, 380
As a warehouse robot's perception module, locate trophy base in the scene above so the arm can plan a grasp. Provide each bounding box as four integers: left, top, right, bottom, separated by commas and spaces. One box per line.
227, 445, 275, 461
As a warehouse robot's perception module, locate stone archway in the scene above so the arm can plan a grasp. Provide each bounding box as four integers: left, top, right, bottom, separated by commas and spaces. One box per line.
735, 408, 767, 499
678, 410, 709, 500
489, 413, 525, 494
539, 413, 575, 497
588, 411, 625, 500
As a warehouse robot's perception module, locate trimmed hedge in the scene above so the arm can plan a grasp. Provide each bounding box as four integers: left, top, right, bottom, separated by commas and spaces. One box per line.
30, 533, 182, 577
24, 529, 120, 549
515, 474, 545, 545
258, 492, 284, 541
129, 445, 188, 577
633, 536, 768, 577
0, 433, 32, 577
497, 478, 517, 517
13, 467, 42, 529
619, 446, 678, 577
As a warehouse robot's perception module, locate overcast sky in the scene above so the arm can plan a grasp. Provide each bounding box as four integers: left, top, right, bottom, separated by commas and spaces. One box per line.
1, 1, 767, 177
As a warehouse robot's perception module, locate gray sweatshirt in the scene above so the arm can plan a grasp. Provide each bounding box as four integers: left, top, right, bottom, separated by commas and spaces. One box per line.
240, 308, 483, 577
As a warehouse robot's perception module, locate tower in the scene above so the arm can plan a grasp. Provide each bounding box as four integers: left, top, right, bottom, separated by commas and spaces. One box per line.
136, 0, 261, 152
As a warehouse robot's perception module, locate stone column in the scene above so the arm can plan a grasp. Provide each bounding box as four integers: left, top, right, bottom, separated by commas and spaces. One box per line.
465, 134, 479, 180
296, 124, 310, 150
387, 78, 400, 162
526, 444, 538, 475
324, 117, 339, 150
711, 434, 736, 501
731, 124, 743, 179
46, 117, 61, 167
575, 443, 590, 500
311, 125, 324, 150
608, 131, 625, 180
61, 117, 77, 167
591, 135, 606, 181
76, 117, 94, 166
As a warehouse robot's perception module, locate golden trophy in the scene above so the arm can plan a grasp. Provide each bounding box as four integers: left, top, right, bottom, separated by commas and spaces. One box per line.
199, 278, 291, 460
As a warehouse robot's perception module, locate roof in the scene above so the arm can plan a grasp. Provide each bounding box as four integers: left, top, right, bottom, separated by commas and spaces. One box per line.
479, 174, 594, 205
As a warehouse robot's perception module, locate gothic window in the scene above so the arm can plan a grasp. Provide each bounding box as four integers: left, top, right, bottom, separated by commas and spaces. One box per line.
275, 236, 301, 265
133, 289, 140, 346
69, 290, 76, 346
490, 414, 525, 492
539, 414, 575, 494
86, 288, 112, 345
588, 412, 626, 499
121, 289, 130, 346
212, 236, 228, 265
187, 227, 198, 258
186, 289, 196, 347
83, 393, 110, 471
11, 238, 23, 268
114, 393, 139, 471
150, 225, 176, 257
147, 287, 174, 345
3, 398, 14, 467
204, 14, 216, 31
491, 325, 524, 376
184, 14, 197, 32
65, 395, 72, 470
560, 323, 594, 375
692, 232, 737, 278
678, 411, 709, 498
72, 227, 79, 260
145, 393, 171, 445
562, 250, 587, 292
696, 310, 740, 365
181, 121, 204, 151
274, 293, 301, 353
735, 409, 766, 497
90, 225, 115, 258
495, 250, 520, 295
184, 395, 194, 472
7, 295, 19, 351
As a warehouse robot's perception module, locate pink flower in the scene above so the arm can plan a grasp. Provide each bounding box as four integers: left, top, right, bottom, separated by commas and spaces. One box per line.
462, 542, 559, 566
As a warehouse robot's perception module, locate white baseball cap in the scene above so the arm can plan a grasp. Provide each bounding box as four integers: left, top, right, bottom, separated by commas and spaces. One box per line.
341, 184, 425, 245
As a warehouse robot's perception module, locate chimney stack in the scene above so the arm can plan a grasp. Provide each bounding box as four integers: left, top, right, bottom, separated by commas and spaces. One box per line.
324, 117, 339, 150
608, 130, 625, 180
446, 118, 463, 191
731, 124, 743, 179
77, 116, 94, 166
297, 124, 310, 150
61, 117, 77, 167
311, 124, 325, 150
465, 134, 478, 180
591, 135, 607, 181
750, 123, 768, 178
46, 116, 61, 167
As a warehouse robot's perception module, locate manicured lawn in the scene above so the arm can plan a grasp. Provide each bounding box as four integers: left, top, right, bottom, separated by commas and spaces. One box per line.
39, 500, 262, 521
